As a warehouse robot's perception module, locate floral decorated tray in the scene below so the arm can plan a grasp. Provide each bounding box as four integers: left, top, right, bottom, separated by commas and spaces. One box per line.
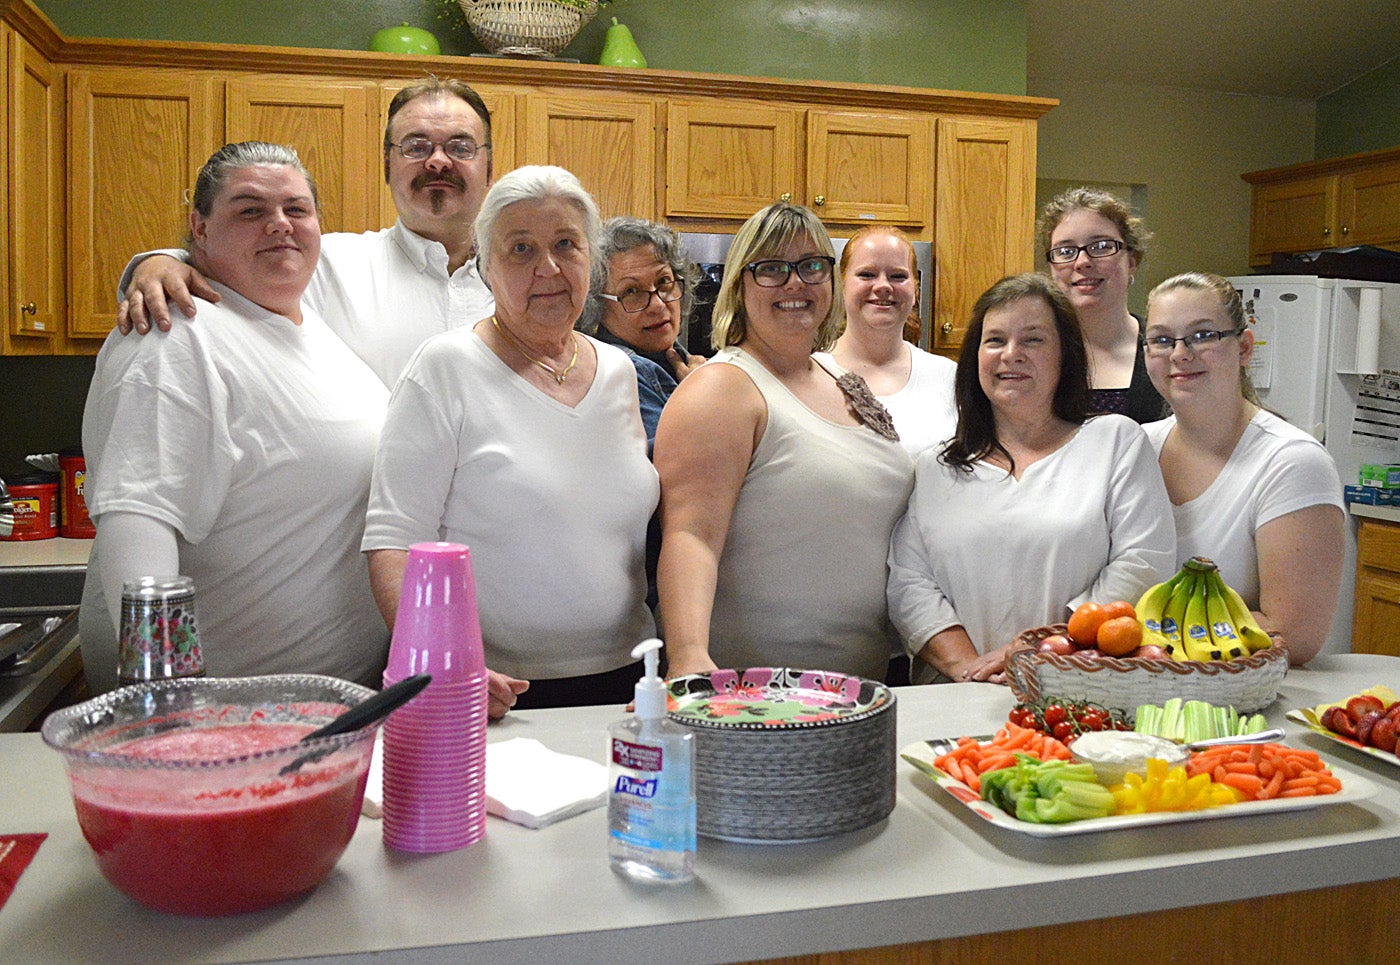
900, 739, 1377, 838
1286, 708, 1400, 769
665, 667, 893, 731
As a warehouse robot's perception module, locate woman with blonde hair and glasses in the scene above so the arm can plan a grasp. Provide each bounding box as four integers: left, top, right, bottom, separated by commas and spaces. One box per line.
654, 202, 913, 681
1141, 272, 1344, 664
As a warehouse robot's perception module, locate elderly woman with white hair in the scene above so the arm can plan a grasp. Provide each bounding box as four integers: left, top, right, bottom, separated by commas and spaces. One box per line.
363, 165, 658, 714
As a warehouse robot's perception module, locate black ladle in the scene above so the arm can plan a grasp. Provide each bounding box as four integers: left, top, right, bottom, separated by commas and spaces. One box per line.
280, 674, 432, 774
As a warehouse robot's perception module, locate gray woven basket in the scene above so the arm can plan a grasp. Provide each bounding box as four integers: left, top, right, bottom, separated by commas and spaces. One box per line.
1005, 626, 1289, 717
458, 0, 599, 57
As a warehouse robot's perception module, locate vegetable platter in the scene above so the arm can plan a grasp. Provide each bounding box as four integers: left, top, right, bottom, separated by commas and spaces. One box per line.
900, 735, 1377, 838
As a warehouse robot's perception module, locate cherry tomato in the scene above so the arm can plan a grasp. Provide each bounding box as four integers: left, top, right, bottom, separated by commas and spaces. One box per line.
1042, 704, 1069, 727
1052, 721, 1075, 742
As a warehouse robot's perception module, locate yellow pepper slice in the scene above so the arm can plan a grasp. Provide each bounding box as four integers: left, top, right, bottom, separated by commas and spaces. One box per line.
1110, 759, 1241, 814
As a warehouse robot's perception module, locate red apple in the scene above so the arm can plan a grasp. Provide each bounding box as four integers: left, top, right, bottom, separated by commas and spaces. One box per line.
1037, 634, 1076, 656
1132, 645, 1170, 661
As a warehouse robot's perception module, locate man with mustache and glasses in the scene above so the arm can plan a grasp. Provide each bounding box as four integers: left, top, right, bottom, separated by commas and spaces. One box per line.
115, 76, 495, 388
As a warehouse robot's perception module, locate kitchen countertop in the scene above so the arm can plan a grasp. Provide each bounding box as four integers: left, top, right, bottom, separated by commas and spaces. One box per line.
1351, 503, 1400, 524
0, 538, 92, 569
1, 655, 1398, 964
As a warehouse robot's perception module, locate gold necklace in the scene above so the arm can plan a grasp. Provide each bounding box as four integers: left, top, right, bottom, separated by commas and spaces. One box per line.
491, 315, 579, 384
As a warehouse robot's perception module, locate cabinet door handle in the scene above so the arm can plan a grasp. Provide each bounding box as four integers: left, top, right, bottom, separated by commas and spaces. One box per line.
813, 195, 825, 206
941, 321, 953, 335
1322, 227, 1331, 237
20, 302, 37, 316
1342, 226, 1351, 235
779, 192, 792, 202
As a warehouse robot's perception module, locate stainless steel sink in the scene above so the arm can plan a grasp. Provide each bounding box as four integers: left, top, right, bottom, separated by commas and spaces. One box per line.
0, 565, 86, 615
0, 610, 78, 676
0, 564, 87, 731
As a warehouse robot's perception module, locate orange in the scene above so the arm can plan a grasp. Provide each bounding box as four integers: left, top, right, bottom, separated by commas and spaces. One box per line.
1100, 600, 1136, 622
1067, 602, 1106, 647
1098, 616, 1144, 656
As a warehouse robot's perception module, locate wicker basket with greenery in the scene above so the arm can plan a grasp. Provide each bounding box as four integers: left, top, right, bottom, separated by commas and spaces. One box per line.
443, 0, 602, 57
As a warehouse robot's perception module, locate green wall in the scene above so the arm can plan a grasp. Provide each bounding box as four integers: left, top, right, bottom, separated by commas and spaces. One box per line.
1316, 56, 1400, 159
30, 0, 1028, 94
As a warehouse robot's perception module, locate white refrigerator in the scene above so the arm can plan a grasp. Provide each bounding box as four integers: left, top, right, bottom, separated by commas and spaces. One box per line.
1227, 274, 1400, 654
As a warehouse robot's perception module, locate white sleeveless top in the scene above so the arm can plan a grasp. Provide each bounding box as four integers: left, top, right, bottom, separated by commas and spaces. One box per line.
707, 347, 914, 681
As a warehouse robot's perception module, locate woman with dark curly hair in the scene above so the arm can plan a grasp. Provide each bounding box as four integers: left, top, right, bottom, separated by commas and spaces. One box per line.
579, 217, 704, 446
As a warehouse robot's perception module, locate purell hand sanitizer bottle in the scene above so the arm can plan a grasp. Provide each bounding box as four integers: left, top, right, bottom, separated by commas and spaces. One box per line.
607, 639, 696, 882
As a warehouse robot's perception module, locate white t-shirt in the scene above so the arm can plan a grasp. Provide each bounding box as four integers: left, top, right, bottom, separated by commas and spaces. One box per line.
887, 414, 1176, 657
119, 220, 494, 389
79, 283, 391, 692
307, 221, 494, 388
362, 328, 658, 681
879, 345, 958, 458
1143, 409, 1344, 608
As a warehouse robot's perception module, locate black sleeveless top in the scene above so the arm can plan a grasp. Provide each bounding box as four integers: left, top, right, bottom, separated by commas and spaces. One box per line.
1089, 315, 1167, 424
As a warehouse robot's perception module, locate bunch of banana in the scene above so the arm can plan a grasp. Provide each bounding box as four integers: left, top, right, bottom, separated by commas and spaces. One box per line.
1135, 557, 1272, 662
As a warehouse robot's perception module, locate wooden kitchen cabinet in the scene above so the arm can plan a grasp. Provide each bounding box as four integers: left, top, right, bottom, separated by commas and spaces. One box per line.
665, 99, 801, 220
933, 116, 1037, 354
805, 110, 931, 226
1, 0, 1054, 357
665, 100, 930, 230
1244, 146, 1400, 267
522, 91, 657, 220
225, 77, 375, 235
66, 68, 220, 342
4, 26, 64, 354
1353, 517, 1400, 658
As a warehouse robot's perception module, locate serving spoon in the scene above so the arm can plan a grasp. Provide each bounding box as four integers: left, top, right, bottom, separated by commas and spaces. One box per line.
280, 674, 432, 774
1183, 727, 1285, 750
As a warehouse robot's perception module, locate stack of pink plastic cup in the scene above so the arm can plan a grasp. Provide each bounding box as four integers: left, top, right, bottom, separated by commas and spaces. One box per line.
381, 541, 490, 853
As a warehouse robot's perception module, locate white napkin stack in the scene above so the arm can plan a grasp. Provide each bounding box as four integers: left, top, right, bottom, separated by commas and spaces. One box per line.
364, 735, 609, 829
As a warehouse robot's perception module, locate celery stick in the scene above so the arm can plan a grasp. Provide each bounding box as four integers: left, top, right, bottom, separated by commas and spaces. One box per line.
1134, 704, 1158, 735
1160, 698, 1183, 741
1180, 701, 1203, 744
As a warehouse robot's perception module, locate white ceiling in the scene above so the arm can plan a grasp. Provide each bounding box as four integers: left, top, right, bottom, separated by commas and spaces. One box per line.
1026, 0, 1400, 100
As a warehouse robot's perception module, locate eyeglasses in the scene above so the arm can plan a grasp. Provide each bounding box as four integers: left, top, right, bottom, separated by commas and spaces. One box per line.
1045, 239, 1125, 265
599, 276, 686, 313
388, 136, 489, 162
1141, 329, 1245, 355
744, 256, 836, 287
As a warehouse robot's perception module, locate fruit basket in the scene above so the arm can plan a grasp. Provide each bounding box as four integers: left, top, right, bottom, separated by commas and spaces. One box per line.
1004, 625, 1289, 718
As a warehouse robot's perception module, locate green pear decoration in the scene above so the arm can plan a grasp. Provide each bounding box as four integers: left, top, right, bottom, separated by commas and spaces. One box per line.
599, 17, 647, 69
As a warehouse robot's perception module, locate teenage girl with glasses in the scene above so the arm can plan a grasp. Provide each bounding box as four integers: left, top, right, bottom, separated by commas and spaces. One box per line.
1141, 272, 1345, 664
1037, 187, 1166, 423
